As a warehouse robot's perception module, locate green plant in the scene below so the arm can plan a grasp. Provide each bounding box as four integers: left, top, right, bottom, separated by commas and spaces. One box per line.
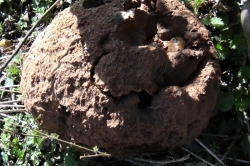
180, 0, 205, 15
0, 22, 3, 34
31, 0, 54, 24
0, 113, 43, 165
4, 53, 21, 86
178, 0, 250, 165
16, 14, 29, 32
0, 113, 93, 165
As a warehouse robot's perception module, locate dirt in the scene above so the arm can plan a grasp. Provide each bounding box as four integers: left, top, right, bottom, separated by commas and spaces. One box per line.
20, 0, 220, 154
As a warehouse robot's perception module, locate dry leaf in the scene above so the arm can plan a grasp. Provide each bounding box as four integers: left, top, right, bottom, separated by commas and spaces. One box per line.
0, 39, 14, 53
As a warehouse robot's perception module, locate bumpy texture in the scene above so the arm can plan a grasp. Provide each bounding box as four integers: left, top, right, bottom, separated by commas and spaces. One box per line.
21, 0, 220, 154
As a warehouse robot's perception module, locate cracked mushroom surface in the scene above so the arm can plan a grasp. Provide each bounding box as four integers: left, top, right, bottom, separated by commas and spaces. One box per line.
21, 0, 221, 154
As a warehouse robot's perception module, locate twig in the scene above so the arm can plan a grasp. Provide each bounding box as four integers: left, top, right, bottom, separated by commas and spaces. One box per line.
220, 137, 241, 161
80, 154, 111, 159
0, 100, 22, 104
0, 105, 25, 107
195, 138, 225, 166
37, 130, 111, 156
132, 155, 190, 165
223, 135, 244, 142
0, 109, 26, 113
0, 89, 21, 93
0, 56, 11, 60
0, 85, 20, 88
0, 0, 61, 73
0, 73, 7, 84
201, 133, 229, 138
216, 154, 250, 164
1, 121, 113, 160
181, 147, 214, 166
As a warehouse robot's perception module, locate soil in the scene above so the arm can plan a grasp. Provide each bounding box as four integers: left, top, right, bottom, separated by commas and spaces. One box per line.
20, 0, 220, 154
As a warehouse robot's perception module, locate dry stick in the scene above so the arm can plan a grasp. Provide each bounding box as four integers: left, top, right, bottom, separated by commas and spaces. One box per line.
201, 133, 229, 138
194, 138, 225, 166
133, 155, 190, 165
0, 89, 21, 93
216, 154, 250, 164
0, 115, 111, 157
0, 109, 26, 113
1, 114, 150, 165
223, 135, 245, 142
0, 100, 22, 104
0, 56, 11, 60
181, 147, 215, 166
220, 137, 241, 162
37, 130, 111, 157
0, 85, 20, 88
80, 154, 112, 159
0, 105, 25, 108
0, 0, 61, 73
0, 73, 7, 85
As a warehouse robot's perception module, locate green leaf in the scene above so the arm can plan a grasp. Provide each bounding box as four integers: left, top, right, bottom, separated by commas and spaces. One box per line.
44, 160, 53, 166
215, 43, 229, 60
66, 148, 81, 159
14, 86, 21, 92
65, 156, 78, 166
16, 150, 24, 159
4, 77, 14, 86
229, 33, 247, 54
16, 94, 23, 101
26, 137, 37, 147
230, 53, 245, 65
235, 98, 250, 112
201, 17, 224, 27
1, 152, 9, 162
238, 66, 250, 83
214, 93, 234, 112
11, 137, 19, 145
93, 146, 99, 153
78, 158, 91, 166
194, 0, 204, 8
50, 133, 59, 138
210, 17, 224, 27
6, 64, 20, 79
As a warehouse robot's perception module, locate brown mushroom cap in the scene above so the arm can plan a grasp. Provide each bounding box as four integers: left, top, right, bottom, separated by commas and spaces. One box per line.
21, 0, 220, 154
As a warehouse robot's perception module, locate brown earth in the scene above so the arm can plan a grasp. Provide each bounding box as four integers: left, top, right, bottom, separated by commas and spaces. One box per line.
20, 0, 221, 154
